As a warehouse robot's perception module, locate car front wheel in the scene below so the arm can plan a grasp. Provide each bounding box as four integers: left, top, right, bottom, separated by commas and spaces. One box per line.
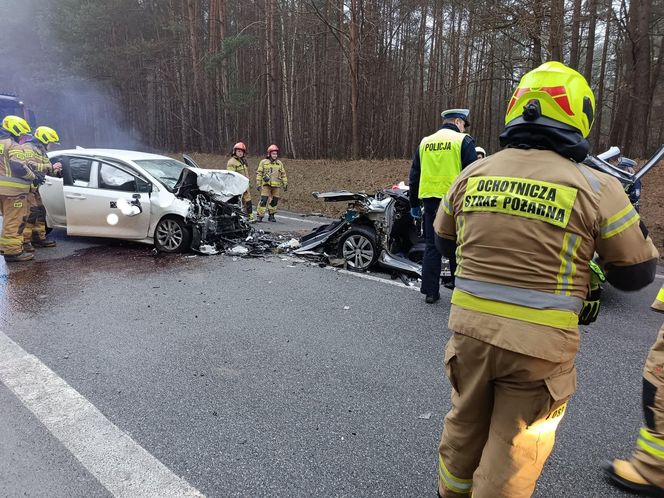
154, 216, 191, 253
337, 226, 378, 271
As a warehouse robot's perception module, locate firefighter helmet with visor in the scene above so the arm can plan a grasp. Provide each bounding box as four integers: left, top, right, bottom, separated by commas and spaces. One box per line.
505, 61, 595, 138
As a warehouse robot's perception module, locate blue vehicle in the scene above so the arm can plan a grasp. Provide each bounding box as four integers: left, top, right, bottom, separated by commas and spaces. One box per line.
0, 93, 36, 127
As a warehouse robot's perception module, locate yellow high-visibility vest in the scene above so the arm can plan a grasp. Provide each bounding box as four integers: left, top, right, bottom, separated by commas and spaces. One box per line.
418, 128, 466, 199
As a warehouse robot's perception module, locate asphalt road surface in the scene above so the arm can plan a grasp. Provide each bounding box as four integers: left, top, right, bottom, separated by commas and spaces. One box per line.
0, 211, 662, 497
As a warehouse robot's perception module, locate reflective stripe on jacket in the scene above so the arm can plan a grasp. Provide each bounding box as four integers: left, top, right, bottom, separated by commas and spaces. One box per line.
434, 148, 659, 362
23, 142, 53, 174
226, 156, 249, 179
0, 138, 34, 195
418, 128, 465, 199
256, 159, 287, 187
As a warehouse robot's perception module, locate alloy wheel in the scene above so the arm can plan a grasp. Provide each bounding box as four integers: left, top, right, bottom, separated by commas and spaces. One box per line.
342, 234, 374, 270
156, 219, 183, 251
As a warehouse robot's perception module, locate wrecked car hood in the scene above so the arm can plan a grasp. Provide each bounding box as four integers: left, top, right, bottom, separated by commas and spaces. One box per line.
313, 191, 369, 202
174, 167, 249, 202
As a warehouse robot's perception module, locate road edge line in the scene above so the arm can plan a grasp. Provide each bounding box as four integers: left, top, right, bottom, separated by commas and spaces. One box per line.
0, 331, 204, 498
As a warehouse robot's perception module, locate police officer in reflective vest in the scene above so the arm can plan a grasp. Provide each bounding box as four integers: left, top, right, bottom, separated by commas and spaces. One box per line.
0, 115, 36, 262
605, 283, 664, 496
433, 62, 659, 497
409, 109, 477, 304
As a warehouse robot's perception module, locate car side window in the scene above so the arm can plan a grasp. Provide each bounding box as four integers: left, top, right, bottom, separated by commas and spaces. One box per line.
61, 157, 93, 187
98, 163, 138, 192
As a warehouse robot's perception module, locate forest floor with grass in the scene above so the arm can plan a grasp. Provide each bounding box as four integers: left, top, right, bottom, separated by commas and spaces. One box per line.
183, 153, 664, 258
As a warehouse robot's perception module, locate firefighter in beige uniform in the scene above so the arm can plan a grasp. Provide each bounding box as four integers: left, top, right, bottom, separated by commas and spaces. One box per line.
226, 141, 255, 221
433, 62, 659, 497
0, 116, 36, 262
256, 144, 287, 222
605, 283, 664, 495
22, 126, 60, 250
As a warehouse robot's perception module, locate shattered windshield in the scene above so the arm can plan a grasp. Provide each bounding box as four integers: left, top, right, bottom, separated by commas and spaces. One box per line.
134, 159, 187, 191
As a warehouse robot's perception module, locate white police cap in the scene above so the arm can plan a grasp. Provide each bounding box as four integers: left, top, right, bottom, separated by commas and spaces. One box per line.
441, 109, 470, 123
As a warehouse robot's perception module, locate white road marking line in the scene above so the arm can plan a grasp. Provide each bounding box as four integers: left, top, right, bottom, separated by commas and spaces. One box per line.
275, 214, 325, 225
326, 266, 421, 292
656, 273, 664, 280
0, 332, 204, 498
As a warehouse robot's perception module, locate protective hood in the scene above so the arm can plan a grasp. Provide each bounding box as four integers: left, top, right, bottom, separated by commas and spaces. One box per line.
175, 167, 249, 202
499, 123, 590, 162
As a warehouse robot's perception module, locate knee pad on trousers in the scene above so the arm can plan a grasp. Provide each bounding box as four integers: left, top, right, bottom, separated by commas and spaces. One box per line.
259, 196, 269, 207
270, 197, 279, 207
643, 377, 657, 430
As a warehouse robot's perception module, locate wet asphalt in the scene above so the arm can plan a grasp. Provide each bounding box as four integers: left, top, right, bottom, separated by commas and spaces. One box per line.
0, 212, 662, 497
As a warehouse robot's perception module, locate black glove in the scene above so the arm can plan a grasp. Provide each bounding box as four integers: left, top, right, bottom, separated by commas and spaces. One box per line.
284, 185, 288, 192
32, 172, 46, 186
263, 175, 270, 183
578, 287, 601, 325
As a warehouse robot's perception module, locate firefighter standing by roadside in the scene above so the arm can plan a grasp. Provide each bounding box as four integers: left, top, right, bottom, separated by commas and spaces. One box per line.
256, 144, 287, 222
433, 61, 659, 497
409, 109, 477, 303
22, 126, 60, 251
605, 283, 664, 496
227, 142, 255, 221
0, 116, 37, 262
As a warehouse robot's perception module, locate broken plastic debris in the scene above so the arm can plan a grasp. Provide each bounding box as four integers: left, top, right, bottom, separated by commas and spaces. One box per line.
285, 238, 301, 249
418, 412, 433, 420
343, 306, 350, 310
329, 257, 346, 267
197, 244, 220, 255
227, 245, 249, 256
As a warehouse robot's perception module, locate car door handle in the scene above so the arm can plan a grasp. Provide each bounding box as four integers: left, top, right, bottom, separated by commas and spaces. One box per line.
65, 194, 86, 200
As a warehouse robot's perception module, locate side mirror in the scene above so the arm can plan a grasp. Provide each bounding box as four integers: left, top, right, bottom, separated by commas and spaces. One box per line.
136, 178, 153, 193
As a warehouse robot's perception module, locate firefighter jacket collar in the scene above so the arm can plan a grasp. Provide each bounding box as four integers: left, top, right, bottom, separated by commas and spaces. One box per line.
499, 123, 589, 162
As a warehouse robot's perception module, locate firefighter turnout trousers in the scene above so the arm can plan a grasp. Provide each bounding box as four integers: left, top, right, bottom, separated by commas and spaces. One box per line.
628, 322, 664, 488
258, 185, 282, 216
438, 333, 575, 498
23, 191, 47, 242
0, 194, 29, 255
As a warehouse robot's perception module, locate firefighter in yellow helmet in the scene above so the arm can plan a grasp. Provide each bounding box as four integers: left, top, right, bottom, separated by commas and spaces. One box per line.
226, 142, 255, 221
0, 116, 36, 262
21, 126, 60, 251
604, 283, 664, 496
433, 61, 659, 497
255, 144, 287, 222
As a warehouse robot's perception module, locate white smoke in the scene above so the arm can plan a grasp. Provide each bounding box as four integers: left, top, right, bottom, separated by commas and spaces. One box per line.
0, 0, 149, 151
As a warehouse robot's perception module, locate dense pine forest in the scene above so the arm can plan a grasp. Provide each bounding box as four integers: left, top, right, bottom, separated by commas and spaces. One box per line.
1, 0, 662, 159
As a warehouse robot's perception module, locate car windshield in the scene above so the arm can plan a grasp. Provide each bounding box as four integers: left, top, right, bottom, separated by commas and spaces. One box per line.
134, 159, 187, 191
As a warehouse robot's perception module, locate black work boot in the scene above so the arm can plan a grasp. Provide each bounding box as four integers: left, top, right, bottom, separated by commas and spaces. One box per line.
33, 238, 57, 248
268, 213, 276, 222
4, 252, 34, 262
425, 294, 440, 304
23, 242, 35, 253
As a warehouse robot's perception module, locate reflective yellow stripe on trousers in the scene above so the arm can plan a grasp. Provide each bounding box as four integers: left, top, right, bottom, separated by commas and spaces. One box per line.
637, 428, 664, 460
439, 455, 472, 494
